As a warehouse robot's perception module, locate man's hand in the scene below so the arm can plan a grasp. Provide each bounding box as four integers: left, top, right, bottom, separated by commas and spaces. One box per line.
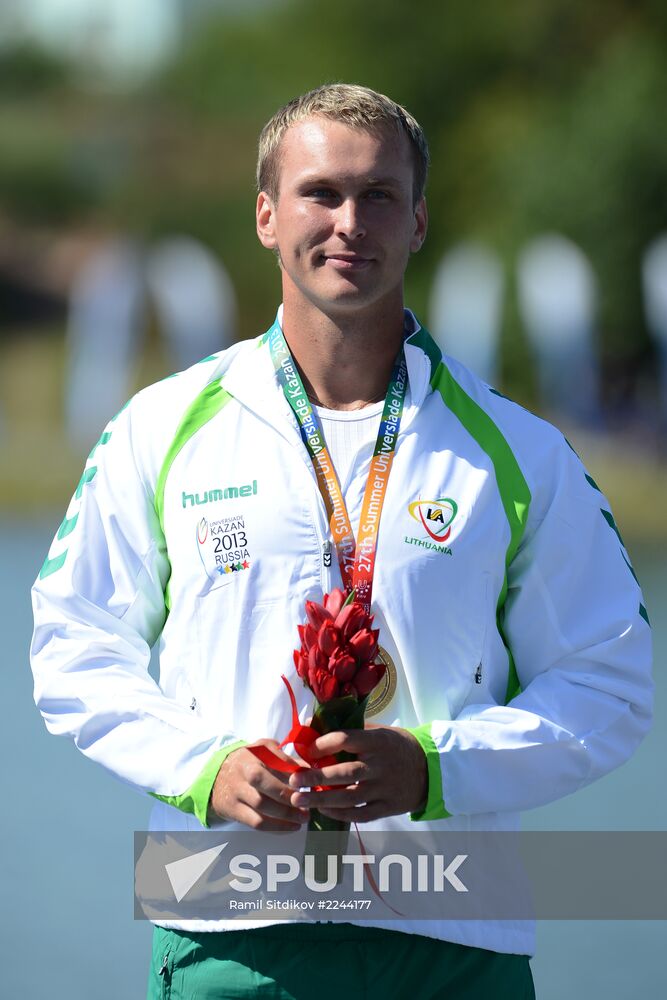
207, 739, 310, 831
287, 726, 428, 822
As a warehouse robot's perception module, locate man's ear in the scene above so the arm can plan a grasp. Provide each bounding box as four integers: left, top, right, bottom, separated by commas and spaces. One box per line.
410, 196, 428, 254
256, 191, 278, 249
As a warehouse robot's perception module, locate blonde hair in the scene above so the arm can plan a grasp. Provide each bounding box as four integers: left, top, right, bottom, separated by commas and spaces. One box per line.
257, 83, 429, 204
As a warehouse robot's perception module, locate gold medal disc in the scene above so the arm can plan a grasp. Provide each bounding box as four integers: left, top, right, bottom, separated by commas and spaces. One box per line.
366, 646, 398, 718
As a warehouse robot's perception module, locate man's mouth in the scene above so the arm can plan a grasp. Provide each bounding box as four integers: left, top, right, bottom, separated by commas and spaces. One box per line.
322, 254, 373, 271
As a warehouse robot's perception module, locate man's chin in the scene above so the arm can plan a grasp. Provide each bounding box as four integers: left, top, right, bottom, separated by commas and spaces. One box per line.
283, 272, 399, 318
312, 290, 381, 316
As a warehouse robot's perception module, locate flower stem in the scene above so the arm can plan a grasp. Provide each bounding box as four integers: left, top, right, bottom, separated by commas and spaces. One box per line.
304, 694, 368, 884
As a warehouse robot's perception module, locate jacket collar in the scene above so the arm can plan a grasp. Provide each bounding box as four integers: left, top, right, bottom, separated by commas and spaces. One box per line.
221, 306, 441, 436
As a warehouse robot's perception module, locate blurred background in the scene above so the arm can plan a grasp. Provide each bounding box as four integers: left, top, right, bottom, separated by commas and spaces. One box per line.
1, 1, 665, 996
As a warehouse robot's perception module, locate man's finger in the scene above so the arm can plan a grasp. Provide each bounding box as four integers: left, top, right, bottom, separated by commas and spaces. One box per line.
249, 765, 311, 818
234, 802, 309, 831
290, 784, 369, 809
314, 801, 388, 823
240, 786, 310, 824
288, 758, 368, 790
308, 728, 382, 757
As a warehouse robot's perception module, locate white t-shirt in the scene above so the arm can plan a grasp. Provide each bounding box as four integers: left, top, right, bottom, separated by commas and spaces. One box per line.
314, 400, 384, 530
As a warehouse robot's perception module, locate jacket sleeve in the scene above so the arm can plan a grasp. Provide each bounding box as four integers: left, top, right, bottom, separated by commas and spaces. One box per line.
409, 436, 653, 820
30, 399, 245, 827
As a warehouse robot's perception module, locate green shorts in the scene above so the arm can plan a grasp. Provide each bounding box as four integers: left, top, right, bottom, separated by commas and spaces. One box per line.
147, 922, 535, 999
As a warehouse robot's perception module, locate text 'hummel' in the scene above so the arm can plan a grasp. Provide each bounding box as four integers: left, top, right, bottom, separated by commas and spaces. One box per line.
183, 480, 258, 508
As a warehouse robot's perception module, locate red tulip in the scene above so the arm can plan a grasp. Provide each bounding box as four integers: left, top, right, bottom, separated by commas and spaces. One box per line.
348, 627, 379, 663
305, 600, 333, 631
293, 649, 309, 682
335, 602, 369, 640
308, 643, 327, 673
324, 588, 347, 619
329, 650, 357, 682
354, 660, 386, 697
318, 620, 341, 657
298, 622, 318, 651
309, 667, 339, 703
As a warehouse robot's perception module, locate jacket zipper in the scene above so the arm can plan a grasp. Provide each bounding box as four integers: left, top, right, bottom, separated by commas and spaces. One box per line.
158, 951, 171, 998
321, 538, 333, 594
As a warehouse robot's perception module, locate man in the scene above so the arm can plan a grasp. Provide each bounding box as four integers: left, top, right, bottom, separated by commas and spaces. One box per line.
31, 84, 652, 998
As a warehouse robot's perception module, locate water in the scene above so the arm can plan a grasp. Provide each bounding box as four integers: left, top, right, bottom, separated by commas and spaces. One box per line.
0, 516, 153, 998
2, 517, 665, 998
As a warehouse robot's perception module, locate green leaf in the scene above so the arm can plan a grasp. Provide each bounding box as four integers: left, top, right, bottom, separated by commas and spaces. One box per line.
311, 695, 369, 735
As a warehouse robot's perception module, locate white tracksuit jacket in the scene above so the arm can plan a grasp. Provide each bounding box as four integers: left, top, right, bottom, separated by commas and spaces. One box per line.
30, 312, 653, 954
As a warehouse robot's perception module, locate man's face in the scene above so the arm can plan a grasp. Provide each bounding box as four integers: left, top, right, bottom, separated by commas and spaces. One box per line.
256, 117, 427, 318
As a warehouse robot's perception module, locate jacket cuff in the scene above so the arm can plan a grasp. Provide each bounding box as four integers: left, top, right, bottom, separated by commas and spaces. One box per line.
406, 723, 452, 821
150, 739, 248, 827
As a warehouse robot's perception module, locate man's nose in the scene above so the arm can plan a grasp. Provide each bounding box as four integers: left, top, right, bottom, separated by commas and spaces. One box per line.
333, 198, 366, 239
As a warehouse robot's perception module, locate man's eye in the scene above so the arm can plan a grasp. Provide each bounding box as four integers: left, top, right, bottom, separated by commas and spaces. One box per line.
366, 189, 390, 200
308, 188, 336, 199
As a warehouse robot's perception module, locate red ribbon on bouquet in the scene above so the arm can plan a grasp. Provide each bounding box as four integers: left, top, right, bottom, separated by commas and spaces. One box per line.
247, 674, 339, 789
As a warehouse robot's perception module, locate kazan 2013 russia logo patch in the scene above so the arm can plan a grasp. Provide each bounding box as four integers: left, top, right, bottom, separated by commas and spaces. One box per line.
196, 515, 252, 580
404, 497, 458, 555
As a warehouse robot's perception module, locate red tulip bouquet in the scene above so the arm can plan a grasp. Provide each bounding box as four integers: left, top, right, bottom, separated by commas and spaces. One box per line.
293, 588, 386, 861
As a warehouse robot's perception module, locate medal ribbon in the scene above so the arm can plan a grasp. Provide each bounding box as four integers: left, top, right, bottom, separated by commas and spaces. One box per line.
266, 322, 407, 613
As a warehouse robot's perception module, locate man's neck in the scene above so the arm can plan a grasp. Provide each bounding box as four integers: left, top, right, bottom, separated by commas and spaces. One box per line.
280, 297, 406, 411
